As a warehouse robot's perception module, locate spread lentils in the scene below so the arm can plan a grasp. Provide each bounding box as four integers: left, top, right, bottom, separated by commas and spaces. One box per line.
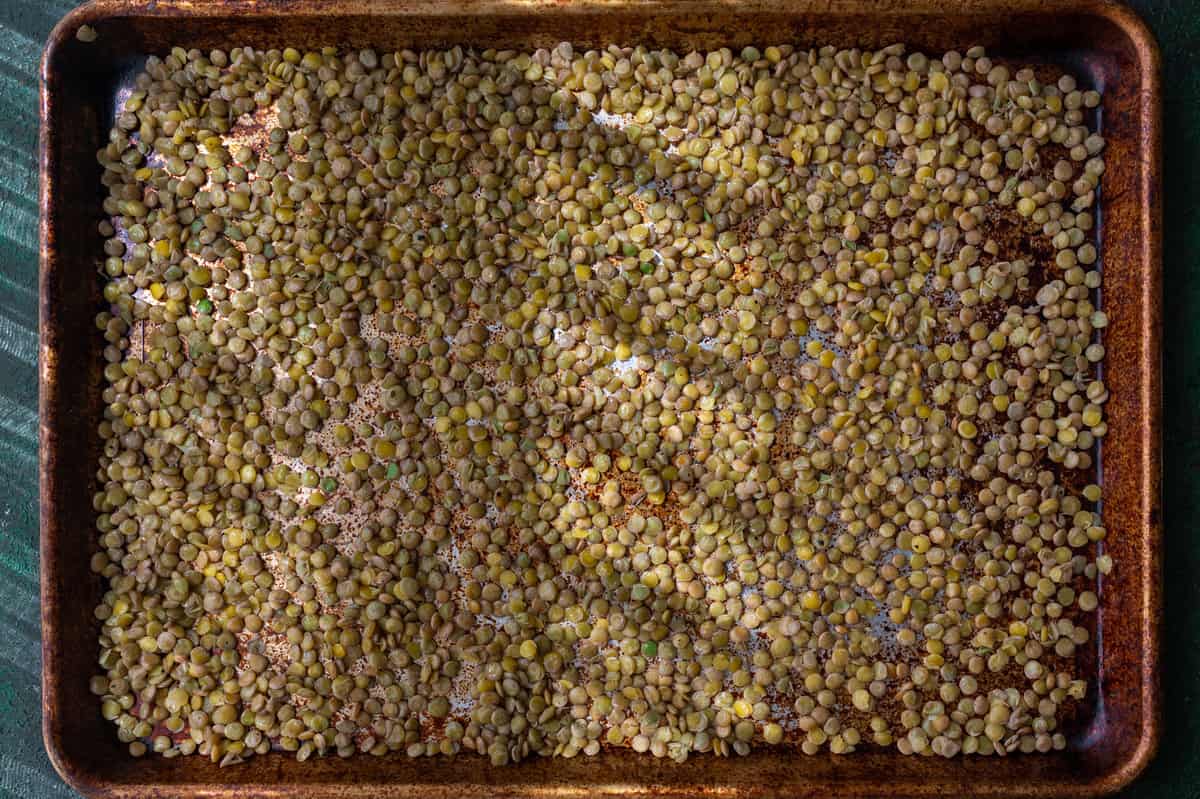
91, 42, 1109, 765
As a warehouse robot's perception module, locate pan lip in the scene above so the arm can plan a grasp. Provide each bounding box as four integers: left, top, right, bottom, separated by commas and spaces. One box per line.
40, 1, 113, 796
38, 0, 1161, 796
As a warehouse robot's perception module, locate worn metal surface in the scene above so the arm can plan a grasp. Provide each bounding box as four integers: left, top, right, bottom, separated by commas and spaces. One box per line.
37, 0, 1160, 797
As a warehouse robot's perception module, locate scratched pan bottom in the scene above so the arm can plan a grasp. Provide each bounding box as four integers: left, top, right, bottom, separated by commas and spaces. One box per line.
39, 2, 1161, 797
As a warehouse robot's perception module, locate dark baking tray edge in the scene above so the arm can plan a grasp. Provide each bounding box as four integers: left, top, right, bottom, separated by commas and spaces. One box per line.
39, 1, 1162, 797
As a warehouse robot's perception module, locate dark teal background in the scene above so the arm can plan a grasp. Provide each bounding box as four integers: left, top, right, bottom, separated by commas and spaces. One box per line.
0, 2, 1189, 795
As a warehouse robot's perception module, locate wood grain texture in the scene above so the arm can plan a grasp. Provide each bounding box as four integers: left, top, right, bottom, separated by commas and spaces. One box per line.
0, 0, 1184, 797
2, 4, 90, 799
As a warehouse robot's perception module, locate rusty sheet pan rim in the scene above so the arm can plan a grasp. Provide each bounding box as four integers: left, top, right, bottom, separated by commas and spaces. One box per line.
39, 1, 1162, 797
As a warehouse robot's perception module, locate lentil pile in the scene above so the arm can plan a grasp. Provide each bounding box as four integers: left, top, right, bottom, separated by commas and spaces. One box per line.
91, 42, 1111, 766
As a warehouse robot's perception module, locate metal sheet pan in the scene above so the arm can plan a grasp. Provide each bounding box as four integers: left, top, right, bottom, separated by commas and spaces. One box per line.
39, 1, 1161, 796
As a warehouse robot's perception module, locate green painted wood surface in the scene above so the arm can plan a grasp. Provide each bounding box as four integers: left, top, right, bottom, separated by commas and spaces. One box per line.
0, 2, 1190, 795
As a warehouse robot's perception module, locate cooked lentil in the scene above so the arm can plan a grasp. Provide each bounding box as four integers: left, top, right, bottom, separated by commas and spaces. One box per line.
91, 42, 1108, 765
